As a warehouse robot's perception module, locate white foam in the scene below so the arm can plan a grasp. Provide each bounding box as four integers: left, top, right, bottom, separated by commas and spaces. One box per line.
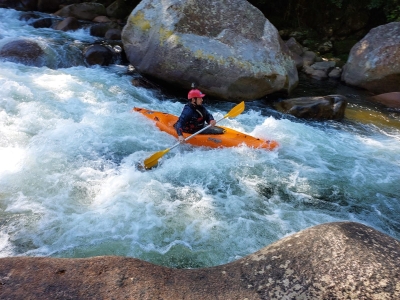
0, 10, 399, 266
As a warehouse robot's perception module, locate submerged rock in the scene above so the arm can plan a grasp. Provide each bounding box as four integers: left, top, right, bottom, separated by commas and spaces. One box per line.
370, 92, 400, 109
83, 44, 115, 66
0, 39, 45, 67
0, 222, 399, 299
121, 0, 298, 101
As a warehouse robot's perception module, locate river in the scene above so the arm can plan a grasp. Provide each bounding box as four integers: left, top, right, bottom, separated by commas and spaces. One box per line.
0, 8, 399, 268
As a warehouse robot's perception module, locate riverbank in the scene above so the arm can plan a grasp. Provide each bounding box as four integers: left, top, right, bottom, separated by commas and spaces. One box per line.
1, 222, 399, 299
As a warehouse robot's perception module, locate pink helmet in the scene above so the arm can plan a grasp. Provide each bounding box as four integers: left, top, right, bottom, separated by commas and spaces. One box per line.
188, 89, 205, 99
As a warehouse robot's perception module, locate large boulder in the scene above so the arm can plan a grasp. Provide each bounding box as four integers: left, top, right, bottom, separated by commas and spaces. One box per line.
121, 0, 298, 101
0, 222, 399, 299
341, 22, 400, 94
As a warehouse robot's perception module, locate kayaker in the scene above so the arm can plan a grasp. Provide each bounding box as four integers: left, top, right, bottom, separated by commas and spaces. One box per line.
174, 88, 217, 143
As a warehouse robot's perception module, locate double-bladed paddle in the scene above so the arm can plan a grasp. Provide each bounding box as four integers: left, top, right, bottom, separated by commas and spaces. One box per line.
143, 101, 245, 169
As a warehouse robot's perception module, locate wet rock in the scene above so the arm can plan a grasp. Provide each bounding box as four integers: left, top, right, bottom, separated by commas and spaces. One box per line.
31, 17, 57, 29
273, 94, 347, 120
93, 15, 112, 23
370, 92, 400, 109
19, 12, 43, 22
303, 65, 328, 80
54, 3, 107, 21
290, 51, 304, 70
0, 222, 398, 299
121, 0, 298, 101
302, 61, 337, 80
285, 38, 304, 69
285, 37, 304, 56
83, 44, 115, 66
310, 61, 336, 73
0, 39, 45, 67
302, 50, 317, 66
105, 28, 122, 40
90, 22, 120, 38
341, 22, 400, 94
328, 67, 342, 79
53, 16, 79, 31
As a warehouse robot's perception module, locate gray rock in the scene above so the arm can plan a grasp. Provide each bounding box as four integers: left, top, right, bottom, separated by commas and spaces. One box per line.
121, 0, 298, 101
302, 50, 317, 66
341, 22, 400, 94
303, 65, 329, 80
285, 37, 304, 56
0, 222, 398, 299
328, 67, 342, 79
310, 60, 336, 72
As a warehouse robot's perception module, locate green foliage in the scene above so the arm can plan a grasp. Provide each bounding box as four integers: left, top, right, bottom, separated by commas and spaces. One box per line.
328, 0, 344, 8
366, 0, 384, 9
328, 0, 400, 22
382, 0, 400, 21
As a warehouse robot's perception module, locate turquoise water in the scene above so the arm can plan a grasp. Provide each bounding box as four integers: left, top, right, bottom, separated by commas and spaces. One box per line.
0, 8, 399, 268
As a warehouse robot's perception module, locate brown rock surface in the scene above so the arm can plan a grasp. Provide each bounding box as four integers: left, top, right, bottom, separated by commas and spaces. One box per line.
370, 92, 400, 109
1, 222, 399, 299
54, 3, 107, 21
273, 95, 347, 120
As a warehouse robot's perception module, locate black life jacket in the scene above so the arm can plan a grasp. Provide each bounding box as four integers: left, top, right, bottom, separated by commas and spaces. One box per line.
182, 104, 206, 133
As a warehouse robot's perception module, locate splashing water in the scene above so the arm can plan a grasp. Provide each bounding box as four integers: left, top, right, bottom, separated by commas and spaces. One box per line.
0, 9, 399, 268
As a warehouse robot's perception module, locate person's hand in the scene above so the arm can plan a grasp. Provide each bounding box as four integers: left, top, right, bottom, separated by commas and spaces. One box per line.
210, 120, 216, 127
178, 135, 185, 143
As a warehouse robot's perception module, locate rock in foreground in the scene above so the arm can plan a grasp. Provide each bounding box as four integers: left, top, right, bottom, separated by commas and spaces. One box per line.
0, 222, 399, 299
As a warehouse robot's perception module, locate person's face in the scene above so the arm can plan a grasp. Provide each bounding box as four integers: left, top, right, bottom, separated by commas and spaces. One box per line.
193, 97, 203, 105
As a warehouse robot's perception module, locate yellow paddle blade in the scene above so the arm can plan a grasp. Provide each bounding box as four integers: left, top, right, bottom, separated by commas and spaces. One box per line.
144, 148, 171, 169
224, 101, 245, 119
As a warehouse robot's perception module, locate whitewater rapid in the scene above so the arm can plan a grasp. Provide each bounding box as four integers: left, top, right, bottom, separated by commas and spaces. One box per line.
0, 8, 399, 268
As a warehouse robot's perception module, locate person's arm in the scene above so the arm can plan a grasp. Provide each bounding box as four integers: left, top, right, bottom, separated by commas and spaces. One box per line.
204, 107, 216, 126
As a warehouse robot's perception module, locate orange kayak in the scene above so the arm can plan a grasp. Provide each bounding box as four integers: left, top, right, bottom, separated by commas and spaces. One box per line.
133, 107, 279, 150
